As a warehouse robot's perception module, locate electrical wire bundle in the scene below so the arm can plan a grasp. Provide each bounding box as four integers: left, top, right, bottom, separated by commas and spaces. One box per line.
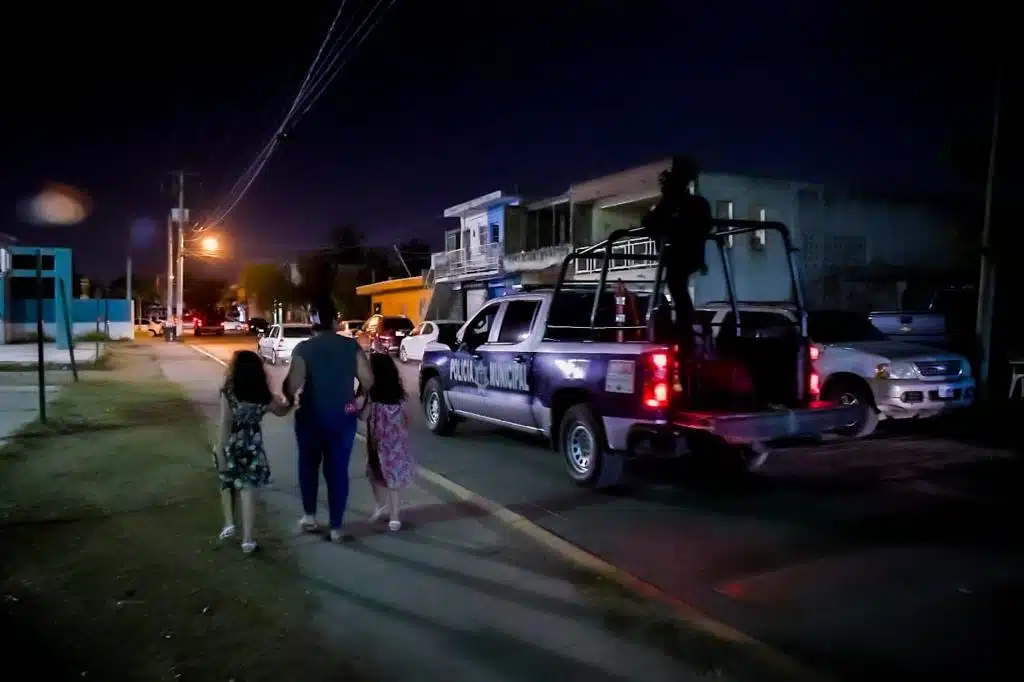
199, 0, 398, 232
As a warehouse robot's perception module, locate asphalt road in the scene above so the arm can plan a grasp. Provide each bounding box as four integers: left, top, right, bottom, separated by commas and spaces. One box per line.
192, 334, 1024, 680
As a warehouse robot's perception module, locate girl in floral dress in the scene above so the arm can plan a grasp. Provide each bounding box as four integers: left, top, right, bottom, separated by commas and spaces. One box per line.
213, 350, 291, 553
361, 353, 414, 531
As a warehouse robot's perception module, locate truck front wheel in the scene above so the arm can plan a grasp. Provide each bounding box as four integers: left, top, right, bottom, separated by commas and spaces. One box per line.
559, 404, 624, 489
822, 377, 879, 438
422, 377, 456, 436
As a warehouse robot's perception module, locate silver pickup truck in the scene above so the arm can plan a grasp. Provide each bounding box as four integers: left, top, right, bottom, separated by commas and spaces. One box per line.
698, 303, 975, 438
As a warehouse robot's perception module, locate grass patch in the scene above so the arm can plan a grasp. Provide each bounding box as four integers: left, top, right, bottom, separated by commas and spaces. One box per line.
570, 569, 817, 682
0, 346, 370, 681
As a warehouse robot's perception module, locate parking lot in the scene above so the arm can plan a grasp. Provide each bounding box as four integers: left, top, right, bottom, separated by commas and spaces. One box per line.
189, 333, 1024, 679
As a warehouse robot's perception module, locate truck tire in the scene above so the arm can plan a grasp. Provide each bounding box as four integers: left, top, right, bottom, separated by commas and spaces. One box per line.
823, 377, 879, 438
560, 404, 625, 489
422, 377, 456, 436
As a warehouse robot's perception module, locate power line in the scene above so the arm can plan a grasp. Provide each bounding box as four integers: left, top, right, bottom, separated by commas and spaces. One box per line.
201, 0, 398, 230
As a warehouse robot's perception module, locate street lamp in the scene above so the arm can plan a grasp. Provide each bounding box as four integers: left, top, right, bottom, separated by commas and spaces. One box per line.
200, 235, 219, 253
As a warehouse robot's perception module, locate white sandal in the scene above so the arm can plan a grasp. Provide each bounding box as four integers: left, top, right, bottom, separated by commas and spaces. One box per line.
241, 540, 258, 554
219, 524, 236, 540
388, 520, 402, 532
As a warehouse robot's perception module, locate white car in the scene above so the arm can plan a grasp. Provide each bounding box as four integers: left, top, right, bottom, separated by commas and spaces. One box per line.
221, 317, 246, 333
697, 303, 974, 438
145, 318, 166, 336
398, 320, 464, 363
337, 319, 365, 338
257, 323, 313, 365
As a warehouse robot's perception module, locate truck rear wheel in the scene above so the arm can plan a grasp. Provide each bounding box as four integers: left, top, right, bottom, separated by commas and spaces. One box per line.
560, 404, 624, 489
823, 377, 879, 438
422, 377, 456, 436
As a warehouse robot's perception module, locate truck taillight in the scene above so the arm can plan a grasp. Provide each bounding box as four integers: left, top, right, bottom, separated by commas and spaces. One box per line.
809, 371, 820, 397
809, 344, 820, 361
643, 351, 672, 409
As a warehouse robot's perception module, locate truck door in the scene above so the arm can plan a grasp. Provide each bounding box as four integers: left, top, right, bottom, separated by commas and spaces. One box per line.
446, 301, 502, 414
478, 298, 541, 426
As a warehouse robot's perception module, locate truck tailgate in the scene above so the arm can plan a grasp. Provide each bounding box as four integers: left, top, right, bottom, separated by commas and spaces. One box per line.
673, 401, 861, 444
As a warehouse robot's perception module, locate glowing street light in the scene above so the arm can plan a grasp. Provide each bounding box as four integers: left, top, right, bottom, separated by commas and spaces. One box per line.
200, 236, 219, 253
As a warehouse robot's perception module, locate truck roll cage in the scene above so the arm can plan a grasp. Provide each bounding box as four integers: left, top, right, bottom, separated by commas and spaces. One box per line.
549, 219, 808, 342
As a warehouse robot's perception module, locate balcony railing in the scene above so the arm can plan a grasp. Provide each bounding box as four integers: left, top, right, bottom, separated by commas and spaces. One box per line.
503, 243, 573, 272
575, 237, 657, 275
430, 242, 503, 280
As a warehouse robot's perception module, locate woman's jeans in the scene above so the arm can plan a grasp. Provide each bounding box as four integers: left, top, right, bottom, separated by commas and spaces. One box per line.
294, 410, 358, 530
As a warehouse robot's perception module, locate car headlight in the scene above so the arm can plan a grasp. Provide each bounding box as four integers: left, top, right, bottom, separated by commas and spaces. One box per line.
875, 361, 916, 380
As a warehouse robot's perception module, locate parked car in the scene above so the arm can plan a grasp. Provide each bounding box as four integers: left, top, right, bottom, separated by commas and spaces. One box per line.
337, 319, 365, 338
256, 323, 313, 365
697, 302, 975, 438
356, 315, 414, 355
869, 286, 976, 353
145, 318, 165, 336
247, 317, 270, 335
221, 317, 246, 333
193, 311, 226, 336
399, 320, 464, 363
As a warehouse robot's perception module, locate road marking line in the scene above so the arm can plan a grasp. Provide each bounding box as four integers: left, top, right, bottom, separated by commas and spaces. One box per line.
185, 342, 827, 680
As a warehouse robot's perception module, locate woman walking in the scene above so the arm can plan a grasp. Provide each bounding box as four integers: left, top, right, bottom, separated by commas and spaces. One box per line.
362, 353, 414, 531
284, 298, 374, 543
213, 350, 291, 553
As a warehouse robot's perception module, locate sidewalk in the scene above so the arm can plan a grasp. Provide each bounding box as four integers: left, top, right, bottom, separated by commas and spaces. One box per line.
0, 379, 61, 444
156, 342, 709, 682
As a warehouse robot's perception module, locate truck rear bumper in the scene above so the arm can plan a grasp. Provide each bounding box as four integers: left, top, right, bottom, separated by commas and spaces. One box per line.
620, 401, 860, 456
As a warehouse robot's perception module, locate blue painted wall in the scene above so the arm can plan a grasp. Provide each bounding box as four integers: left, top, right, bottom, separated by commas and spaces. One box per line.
487, 205, 506, 243
1, 245, 75, 347
8, 298, 131, 324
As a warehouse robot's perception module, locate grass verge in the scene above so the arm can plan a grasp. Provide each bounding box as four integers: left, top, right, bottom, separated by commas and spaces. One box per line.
0, 346, 369, 681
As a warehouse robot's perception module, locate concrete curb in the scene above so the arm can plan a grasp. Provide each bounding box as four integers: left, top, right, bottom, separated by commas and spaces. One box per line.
183, 343, 831, 682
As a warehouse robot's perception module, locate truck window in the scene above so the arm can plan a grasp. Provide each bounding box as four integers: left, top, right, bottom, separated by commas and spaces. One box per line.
497, 300, 540, 343
718, 311, 796, 339
807, 310, 887, 342
463, 303, 500, 347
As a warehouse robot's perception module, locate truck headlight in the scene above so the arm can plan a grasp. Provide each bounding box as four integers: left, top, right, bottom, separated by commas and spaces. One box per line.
876, 361, 916, 380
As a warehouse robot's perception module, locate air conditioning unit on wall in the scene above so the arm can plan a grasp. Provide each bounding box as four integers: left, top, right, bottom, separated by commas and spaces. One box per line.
0, 247, 11, 275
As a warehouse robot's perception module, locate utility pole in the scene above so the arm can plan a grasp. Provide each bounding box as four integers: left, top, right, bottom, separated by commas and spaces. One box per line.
166, 212, 174, 335
175, 170, 186, 339
975, 62, 1003, 397
126, 252, 133, 326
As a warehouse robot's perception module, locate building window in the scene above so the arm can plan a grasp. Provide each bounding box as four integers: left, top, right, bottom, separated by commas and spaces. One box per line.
714, 200, 734, 248
490, 223, 500, 243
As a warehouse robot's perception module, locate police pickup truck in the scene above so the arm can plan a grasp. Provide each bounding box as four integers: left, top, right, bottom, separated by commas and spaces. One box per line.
418, 279, 858, 488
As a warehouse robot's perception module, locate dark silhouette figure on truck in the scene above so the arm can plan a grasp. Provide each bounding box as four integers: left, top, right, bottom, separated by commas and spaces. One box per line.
640, 155, 713, 352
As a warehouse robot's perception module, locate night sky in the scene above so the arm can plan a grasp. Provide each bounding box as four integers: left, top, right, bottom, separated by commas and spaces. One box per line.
0, 2, 1001, 281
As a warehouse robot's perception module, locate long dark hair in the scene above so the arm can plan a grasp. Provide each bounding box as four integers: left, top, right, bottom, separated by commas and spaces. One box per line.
226, 350, 273, 405
368, 353, 405, 405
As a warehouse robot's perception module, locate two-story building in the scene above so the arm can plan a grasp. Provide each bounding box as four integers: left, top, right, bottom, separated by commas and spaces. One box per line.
426, 159, 962, 319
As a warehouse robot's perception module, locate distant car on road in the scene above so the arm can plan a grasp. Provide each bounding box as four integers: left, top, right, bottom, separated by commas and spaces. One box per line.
221, 317, 246, 334
356, 314, 414, 355
257, 323, 313, 365
337, 319, 365, 338
399, 320, 463, 363
193, 311, 225, 337
247, 317, 270, 336
144, 318, 165, 336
